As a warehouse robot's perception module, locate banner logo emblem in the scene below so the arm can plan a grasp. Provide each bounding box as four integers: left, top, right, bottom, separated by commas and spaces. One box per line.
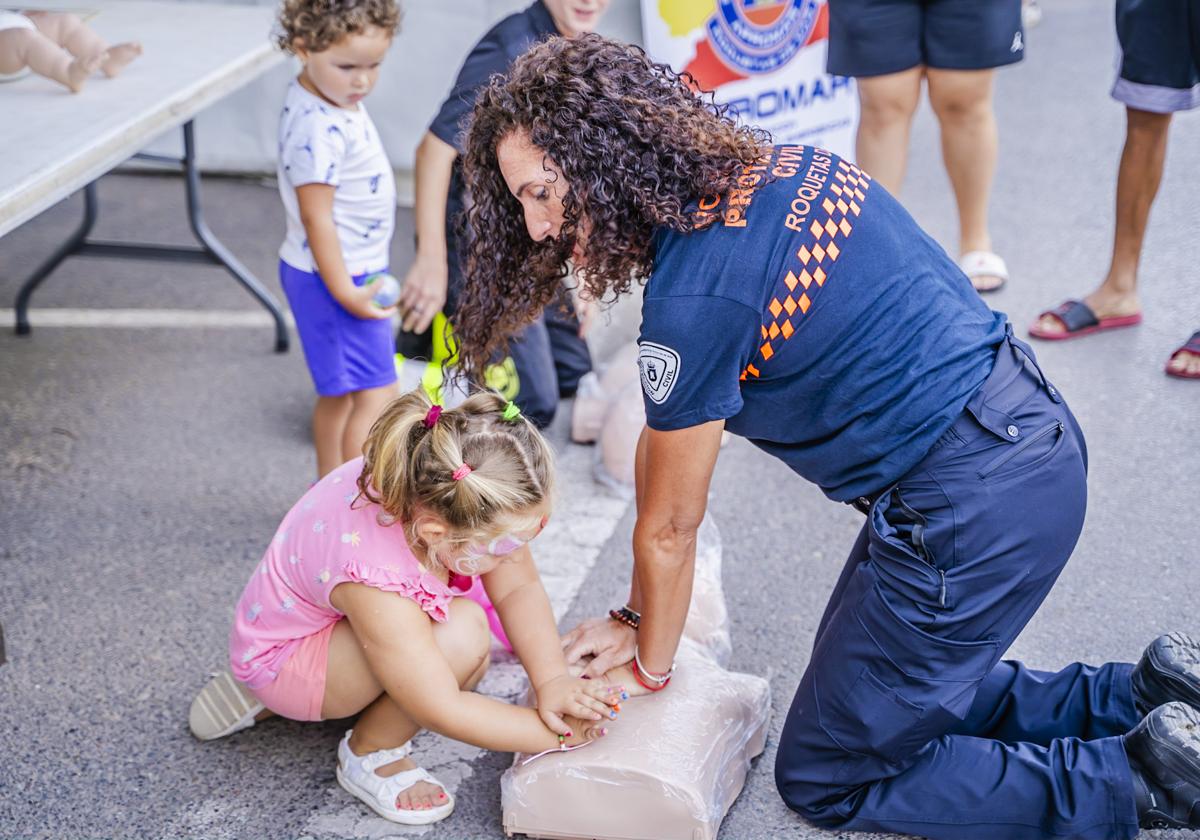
705, 0, 821, 76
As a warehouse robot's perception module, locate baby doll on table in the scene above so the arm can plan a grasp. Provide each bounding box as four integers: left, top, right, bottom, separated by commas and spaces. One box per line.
0, 10, 140, 92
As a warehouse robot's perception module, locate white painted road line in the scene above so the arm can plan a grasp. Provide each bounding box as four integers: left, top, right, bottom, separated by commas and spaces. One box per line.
0, 308, 297, 328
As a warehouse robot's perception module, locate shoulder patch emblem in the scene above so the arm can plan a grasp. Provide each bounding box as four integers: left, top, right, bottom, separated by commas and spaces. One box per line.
638, 342, 681, 405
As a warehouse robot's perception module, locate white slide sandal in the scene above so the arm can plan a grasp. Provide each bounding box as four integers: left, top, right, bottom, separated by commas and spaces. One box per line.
959, 250, 1009, 294
336, 731, 455, 825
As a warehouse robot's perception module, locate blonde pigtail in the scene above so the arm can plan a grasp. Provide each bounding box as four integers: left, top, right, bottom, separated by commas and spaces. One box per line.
359, 387, 556, 541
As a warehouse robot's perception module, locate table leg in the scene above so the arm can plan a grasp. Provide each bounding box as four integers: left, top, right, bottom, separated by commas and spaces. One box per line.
13, 182, 97, 335
12, 121, 289, 353
181, 121, 289, 353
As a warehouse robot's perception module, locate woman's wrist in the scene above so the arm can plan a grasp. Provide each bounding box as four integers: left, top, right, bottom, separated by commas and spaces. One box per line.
632, 645, 674, 691
413, 247, 448, 268
608, 604, 640, 630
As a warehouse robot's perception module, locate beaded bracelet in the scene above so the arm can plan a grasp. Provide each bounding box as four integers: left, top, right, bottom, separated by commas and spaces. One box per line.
607, 604, 640, 630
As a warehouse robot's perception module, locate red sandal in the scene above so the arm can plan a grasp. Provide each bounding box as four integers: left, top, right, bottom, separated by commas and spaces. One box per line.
1165, 331, 1200, 380
1028, 299, 1142, 341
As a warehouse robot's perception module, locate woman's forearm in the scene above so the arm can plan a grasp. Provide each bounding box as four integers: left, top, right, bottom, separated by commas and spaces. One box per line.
628, 427, 648, 613
628, 421, 723, 675
631, 520, 696, 676
412, 132, 457, 261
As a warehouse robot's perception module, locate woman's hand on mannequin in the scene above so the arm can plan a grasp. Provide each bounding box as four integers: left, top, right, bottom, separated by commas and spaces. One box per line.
398, 254, 447, 333
600, 662, 656, 698
561, 616, 636, 678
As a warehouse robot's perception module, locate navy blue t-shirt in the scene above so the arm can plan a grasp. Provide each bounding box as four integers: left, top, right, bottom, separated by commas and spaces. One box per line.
428, 1, 556, 286
638, 145, 1007, 502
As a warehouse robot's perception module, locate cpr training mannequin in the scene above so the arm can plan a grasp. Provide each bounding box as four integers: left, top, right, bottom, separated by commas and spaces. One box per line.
501, 516, 770, 840
0, 11, 140, 92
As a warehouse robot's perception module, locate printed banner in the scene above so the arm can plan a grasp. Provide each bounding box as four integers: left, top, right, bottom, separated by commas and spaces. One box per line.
640, 0, 858, 160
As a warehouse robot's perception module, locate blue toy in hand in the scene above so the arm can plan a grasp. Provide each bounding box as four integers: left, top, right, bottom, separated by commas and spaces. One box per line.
366, 272, 402, 309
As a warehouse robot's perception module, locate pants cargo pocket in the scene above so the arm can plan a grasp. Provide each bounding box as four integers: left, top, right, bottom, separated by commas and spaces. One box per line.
820, 581, 1001, 777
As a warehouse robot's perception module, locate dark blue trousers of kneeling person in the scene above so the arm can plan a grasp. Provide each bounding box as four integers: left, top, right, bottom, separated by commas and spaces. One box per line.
775, 335, 1200, 839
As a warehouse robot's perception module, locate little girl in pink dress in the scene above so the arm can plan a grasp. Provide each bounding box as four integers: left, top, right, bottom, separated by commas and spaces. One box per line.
190, 391, 623, 826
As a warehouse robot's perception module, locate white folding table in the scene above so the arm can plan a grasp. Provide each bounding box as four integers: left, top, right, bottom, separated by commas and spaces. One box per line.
0, 0, 290, 351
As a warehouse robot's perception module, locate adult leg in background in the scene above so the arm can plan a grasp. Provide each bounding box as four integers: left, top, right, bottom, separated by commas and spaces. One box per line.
927, 68, 1003, 291
853, 66, 923, 194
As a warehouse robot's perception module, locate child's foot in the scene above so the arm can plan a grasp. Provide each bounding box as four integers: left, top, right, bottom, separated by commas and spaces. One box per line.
64, 53, 102, 93
371, 753, 448, 812
337, 731, 454, 825
100, 42, 141, 78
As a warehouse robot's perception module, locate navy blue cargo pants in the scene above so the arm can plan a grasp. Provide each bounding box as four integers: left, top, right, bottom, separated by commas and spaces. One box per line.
775, 331, 1142, 839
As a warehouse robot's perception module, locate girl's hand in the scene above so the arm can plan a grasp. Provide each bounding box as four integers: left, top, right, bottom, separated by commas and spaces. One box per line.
335, 281, 396, 321
559, 711, 612, 747
535, 674, 626, 736
398, 255, 448, 334
561, 616, 636, 678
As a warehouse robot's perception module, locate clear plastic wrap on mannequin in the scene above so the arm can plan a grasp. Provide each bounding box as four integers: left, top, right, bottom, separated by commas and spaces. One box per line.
501, 515, 770, 840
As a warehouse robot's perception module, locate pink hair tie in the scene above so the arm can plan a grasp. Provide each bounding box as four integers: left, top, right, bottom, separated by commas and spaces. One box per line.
423, 405, 443, 429
452, 463, 473, 481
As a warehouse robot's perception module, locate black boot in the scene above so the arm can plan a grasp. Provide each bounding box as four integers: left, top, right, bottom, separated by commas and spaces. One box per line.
1124, 702, 1200, 828
1132, 632, 1200, 717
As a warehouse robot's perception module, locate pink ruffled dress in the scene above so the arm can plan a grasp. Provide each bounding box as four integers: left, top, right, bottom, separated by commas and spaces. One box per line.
229, 456, 507, 690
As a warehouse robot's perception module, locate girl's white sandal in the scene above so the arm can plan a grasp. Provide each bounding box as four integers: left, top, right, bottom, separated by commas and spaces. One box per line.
335, 731, 455, 825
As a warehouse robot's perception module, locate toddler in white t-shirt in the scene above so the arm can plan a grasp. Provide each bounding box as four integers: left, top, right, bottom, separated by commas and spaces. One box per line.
275, 0, 401, 478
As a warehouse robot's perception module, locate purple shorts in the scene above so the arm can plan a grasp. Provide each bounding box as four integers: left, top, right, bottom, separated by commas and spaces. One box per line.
279, 260, 398, 397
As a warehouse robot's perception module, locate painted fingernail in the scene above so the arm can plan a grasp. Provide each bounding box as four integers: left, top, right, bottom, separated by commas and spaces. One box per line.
601, 727, 609, 736
620, 691, 629, 700
609, 710, 617, 719
565, 730, 572, 737
613, 703, 621, 712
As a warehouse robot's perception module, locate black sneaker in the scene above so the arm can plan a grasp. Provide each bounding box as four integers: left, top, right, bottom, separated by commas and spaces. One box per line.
1125, 701, 1200, 829
1132, 632, 1200, 717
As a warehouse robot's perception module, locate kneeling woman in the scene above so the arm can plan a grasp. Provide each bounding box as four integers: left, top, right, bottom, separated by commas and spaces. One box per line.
450, 34, 1200, 840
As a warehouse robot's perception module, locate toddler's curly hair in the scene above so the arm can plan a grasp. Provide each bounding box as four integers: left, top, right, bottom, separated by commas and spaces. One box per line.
276, 0, 401, 54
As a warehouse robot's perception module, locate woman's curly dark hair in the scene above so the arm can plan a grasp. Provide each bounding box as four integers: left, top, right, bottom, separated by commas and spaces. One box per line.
455, 33, 770, 380
276, 0, 401, 54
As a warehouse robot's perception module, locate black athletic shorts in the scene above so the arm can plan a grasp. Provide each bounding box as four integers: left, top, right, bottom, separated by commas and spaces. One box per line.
1113, 0, 1200, 113
827, 0, 1024, 78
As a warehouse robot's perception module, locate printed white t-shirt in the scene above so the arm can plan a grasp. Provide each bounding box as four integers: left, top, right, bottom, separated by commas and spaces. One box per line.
276, 80, 396, 277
